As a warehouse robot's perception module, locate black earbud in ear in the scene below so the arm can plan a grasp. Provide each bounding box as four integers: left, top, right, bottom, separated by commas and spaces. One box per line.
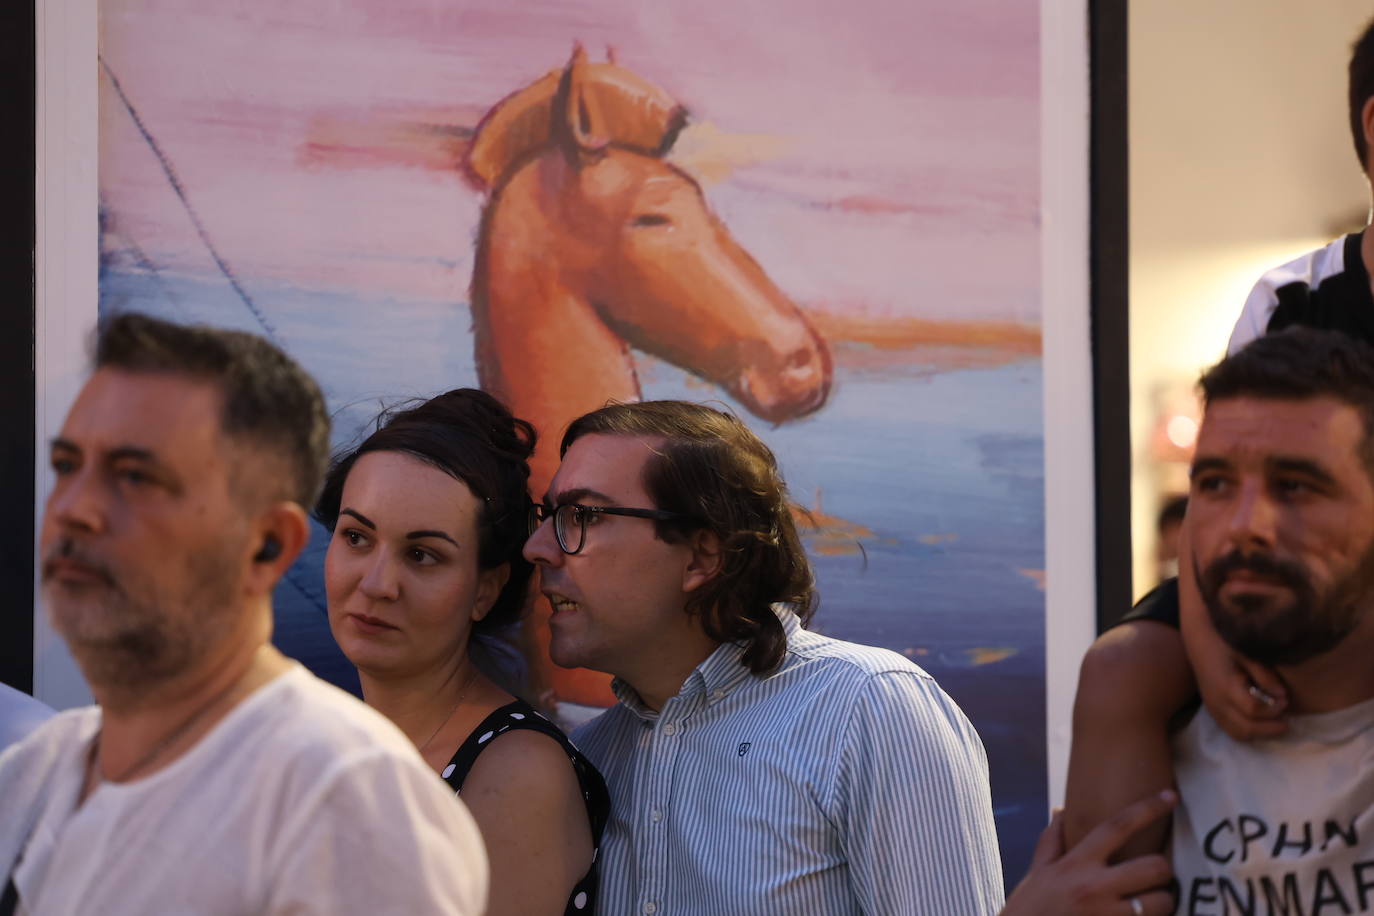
253, 535, 282, 563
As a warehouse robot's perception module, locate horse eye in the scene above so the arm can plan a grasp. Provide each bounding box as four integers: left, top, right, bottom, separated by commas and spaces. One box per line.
632, 213, 672, 227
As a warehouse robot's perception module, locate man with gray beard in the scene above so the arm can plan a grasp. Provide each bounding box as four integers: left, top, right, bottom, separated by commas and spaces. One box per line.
1167, 328, 1374, 915
0, 314, 486, 915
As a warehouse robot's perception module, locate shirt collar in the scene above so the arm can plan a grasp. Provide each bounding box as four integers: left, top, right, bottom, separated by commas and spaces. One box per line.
609, 605, 802, 720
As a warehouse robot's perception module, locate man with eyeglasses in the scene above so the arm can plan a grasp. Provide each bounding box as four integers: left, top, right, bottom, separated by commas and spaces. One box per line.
524, 400, 1004, 915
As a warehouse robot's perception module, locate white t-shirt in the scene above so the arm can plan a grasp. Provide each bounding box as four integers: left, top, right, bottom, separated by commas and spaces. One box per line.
1228, 233, 1369, 355
1171, 696, 1374, 915
0, 664, 487, 915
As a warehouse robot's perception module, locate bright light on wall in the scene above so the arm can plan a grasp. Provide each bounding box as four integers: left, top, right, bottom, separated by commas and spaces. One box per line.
1165, 414, 1197, 449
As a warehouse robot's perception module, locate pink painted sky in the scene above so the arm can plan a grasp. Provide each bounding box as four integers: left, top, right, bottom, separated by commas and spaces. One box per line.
100, 0, 1040, 324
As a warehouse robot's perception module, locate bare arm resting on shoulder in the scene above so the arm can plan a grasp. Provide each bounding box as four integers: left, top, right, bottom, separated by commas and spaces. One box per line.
1063, 617, 1193, 858
1063, 527, 1290, 859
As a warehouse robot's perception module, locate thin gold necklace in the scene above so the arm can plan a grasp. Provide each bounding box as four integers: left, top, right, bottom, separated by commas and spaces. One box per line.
93, 668, 250, 784
418, 667, 479, 755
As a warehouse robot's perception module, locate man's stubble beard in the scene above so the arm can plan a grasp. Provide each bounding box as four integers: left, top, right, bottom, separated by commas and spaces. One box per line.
1197, 537, 1374, 668
44, 537, 247, 691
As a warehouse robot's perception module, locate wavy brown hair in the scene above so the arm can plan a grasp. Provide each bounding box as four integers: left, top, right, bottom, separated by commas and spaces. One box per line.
562, 401, 815, 673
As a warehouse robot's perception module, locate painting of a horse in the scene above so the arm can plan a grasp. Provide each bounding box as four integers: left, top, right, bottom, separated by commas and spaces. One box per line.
469, 47, 832, 490
95, 0, 1048, 881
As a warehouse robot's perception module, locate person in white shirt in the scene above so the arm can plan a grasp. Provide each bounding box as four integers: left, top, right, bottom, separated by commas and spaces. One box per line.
0, 312, 486, 915
1012, 328, 1374, 914
1065, 17, 1374, 871
1166, 329, 1374, 911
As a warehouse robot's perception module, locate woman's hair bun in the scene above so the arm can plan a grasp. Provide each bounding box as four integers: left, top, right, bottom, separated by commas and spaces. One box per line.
379, 388, 536, 469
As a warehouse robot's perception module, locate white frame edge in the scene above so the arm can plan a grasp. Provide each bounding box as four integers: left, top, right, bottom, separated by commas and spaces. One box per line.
34, 0, 98, 708
1039, 0, 1096, 810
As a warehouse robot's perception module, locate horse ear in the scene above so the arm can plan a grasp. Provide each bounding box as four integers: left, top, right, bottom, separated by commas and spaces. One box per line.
464, 69, 561, 189
557, 45, 688, 162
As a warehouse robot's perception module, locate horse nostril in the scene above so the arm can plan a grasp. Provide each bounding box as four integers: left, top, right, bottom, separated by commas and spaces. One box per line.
782, 347, 815, 372
780, 346, 818, 373
778, 344, 831, 410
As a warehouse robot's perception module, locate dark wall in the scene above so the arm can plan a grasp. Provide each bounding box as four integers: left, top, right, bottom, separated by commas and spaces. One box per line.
1, 4, 37, 692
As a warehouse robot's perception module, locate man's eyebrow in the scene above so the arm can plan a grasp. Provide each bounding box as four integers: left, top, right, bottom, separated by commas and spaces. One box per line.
52, 440, 184, 491
407, 529, 460, 548
102, 445, 185, 495
52, 438, 163, 465
50, 440, 162, 468
1268, 456, 1338, 486
547, 487, 616, 506
339, 508, 376, 529
1189, 456, 1230, 479
107, 446, 161, 465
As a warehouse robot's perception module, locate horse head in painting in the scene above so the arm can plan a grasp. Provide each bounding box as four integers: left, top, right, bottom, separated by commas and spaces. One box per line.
466, 47, 832, 486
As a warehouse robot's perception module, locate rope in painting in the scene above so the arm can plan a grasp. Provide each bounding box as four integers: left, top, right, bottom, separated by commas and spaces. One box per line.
100, 55, 329, 614
99, 55, 278, 341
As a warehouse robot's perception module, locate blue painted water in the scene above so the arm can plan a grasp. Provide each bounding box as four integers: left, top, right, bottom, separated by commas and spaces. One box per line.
101, 267, 1046, 884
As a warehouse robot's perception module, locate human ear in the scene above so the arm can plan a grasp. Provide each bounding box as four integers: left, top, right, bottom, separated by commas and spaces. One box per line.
1362, 97, 1374, 174
682, 529, 723, 594
245, 501, 310, 597
470, 562, 511, 622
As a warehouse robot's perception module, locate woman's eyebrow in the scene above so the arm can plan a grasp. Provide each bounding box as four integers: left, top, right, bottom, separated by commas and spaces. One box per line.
339, 508, 376, 529
407, 529, 459, 547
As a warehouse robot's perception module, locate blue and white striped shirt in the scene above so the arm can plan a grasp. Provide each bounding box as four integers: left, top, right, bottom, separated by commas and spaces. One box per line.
573, 609, 1005, 915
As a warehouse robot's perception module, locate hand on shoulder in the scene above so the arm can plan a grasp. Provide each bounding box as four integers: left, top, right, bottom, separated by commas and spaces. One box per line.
1178, 541, 1289, 741
1003, 792, 1176, 916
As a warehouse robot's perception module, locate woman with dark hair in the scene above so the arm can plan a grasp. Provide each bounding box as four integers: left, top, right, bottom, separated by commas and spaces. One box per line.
315, 389, 607, 915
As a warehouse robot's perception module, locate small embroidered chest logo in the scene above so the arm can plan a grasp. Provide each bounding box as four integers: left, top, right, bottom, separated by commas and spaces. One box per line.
737, 742, 751, 757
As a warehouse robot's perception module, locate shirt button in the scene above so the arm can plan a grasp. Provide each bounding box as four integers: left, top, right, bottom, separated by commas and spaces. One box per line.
711, 689, 725, 700
662, 723, 677, 736
643, 903, 658, 915
651, 808, 663, 823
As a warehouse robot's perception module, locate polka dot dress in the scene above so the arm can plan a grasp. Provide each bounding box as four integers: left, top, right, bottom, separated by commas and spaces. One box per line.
441, 700, 609, 914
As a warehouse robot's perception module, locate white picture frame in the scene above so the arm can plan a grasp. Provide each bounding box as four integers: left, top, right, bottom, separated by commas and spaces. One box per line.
32, 0, 1098, 862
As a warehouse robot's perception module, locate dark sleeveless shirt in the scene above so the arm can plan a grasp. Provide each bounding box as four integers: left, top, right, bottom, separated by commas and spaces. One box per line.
440, 700, 609, 914
1266, 231, 1374, 341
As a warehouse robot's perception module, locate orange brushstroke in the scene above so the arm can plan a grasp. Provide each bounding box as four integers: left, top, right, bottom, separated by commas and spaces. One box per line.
791, 493, 873, 557
299, 106, 483, 171
809, 310, 1042, 354
918, 533, 959, 546
965, 647, 1017, 666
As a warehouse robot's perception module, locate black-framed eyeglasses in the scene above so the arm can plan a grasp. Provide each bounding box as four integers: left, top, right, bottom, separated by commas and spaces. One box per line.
527, 502, 693, 555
